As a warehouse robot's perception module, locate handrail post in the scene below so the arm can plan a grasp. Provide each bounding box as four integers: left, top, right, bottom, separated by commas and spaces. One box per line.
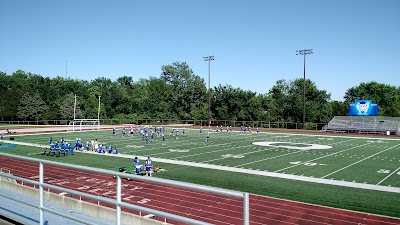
243, 192, 249, 225
39, 162, 44, 225
116, 176, 122, 225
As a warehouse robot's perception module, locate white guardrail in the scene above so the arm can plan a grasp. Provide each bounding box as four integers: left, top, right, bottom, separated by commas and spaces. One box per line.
0, 152, 249, 225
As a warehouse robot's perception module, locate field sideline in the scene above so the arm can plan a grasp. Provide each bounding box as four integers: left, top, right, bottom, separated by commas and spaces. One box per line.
1, 126, 400, 218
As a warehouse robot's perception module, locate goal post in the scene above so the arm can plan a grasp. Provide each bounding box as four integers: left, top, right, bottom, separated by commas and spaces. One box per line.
68, 119, 100, 132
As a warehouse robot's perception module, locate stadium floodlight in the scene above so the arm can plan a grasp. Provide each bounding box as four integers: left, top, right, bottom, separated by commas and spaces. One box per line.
98, 96, 101, 120
203, 56, 215, 127
296, 49, 313, 130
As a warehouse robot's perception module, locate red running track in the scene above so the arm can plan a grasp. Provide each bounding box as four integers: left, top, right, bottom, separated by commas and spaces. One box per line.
1, 156, 400, 225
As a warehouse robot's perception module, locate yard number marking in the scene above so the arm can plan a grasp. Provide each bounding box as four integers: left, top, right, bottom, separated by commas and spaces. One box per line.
377, 169, 400, 175
289, 161, 326, 166
126, 145, 144, 148
377, 169, 390, 174
221, 154, 245, 159
318, 138, 334, 140
169, 149, 190, 152
252, 142, 333, 150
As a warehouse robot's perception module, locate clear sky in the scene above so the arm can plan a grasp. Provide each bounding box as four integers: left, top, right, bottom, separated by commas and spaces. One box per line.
1, 0, 399, 100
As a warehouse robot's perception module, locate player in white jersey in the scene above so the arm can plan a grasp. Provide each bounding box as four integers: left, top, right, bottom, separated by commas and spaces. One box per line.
145, 156, 152, 176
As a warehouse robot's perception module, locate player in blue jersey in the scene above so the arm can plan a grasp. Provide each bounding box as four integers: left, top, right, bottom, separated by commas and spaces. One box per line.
98, 144, 103, 153
49, 137, 53, 144
112, 128, 116, 135
200, 126, 203, 134
150, 131, 154, 142
156, 127, 160, 137
145, 156, 152, 176
162, 133, 166, 145
66, 142, 72, 155
133, 156, 140, 166
49, 142, 55, 154
141, 132, 145, 143
133, 156, 140, 173
54, 141, 60, 154
85, 142, 90, 151
74, 138, 79, 151
145, 133, 149, 145
122, 128, 126, 137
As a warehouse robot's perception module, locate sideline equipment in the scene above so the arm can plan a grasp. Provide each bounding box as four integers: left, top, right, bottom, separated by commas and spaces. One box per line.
68, 119, 100, 132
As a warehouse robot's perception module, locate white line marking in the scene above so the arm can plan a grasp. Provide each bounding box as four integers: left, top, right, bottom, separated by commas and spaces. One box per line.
274, 142, 371, 173
321, 144, 400, 179
376, 166, 400, 185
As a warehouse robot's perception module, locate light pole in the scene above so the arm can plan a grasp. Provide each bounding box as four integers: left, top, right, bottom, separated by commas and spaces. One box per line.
296, 49, 313, 129
203, 56, 214, 127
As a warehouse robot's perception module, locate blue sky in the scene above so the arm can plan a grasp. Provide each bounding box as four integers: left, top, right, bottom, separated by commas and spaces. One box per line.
1, 0, 399, 100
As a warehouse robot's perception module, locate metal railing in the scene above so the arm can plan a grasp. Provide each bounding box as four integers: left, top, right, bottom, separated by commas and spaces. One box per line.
0, 152, 249, 225
0, 119, 326, 130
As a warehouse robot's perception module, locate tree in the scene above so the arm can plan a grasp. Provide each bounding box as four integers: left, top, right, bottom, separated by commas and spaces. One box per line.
161, 62, 207, 120
17, 92, 47, 120
266, 78, 332, 124
60, 93, 83, 120
344, 82, 400, 117
330, 100, 348, 116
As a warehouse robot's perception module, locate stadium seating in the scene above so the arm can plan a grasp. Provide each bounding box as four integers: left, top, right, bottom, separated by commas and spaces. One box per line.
322, 116, 400, 135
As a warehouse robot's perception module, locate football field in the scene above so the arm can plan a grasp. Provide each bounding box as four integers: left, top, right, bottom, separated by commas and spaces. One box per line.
2, 127, 400, 218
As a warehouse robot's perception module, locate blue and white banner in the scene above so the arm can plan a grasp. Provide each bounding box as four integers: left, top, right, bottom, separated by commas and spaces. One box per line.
0, 145, 16, 149
348, 100, 378, 116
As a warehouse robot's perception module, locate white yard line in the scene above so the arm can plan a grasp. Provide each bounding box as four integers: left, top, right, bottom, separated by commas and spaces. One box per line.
234, 150, 303, 167
274, 142, 371, 173
376, 166, 400, 185
321, 144, 400, 179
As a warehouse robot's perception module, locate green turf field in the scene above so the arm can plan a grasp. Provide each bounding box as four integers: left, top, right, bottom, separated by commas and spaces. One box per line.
1, 128, 400, 218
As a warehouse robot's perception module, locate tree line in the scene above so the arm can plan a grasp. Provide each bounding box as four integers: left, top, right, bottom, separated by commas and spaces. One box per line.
1, 61, 399, 125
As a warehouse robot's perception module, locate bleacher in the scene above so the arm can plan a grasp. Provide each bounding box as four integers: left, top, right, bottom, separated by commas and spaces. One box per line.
322, 116, 400, 135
